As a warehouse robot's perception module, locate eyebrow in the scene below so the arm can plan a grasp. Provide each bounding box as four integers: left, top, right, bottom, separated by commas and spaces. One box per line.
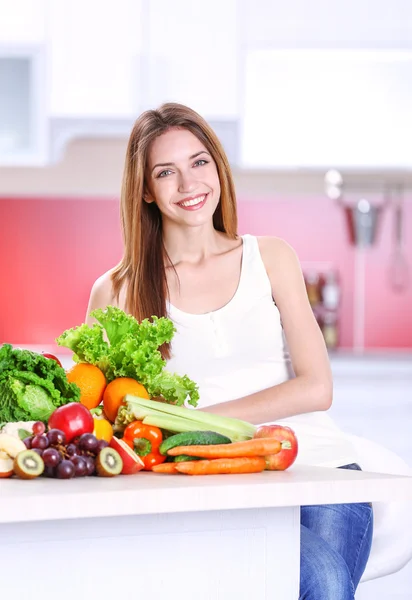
151, 150, 210, 173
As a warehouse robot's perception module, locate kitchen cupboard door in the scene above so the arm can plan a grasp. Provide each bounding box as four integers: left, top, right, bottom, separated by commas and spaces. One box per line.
144, 0, 239, 121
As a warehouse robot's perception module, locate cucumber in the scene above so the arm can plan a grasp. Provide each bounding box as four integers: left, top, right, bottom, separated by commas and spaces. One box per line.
173, 454, 202, 462
159, 430, 232, 455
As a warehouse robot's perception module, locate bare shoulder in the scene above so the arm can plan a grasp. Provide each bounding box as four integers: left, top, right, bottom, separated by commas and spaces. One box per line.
256, 236, 301, 278
85, 268, 122, 325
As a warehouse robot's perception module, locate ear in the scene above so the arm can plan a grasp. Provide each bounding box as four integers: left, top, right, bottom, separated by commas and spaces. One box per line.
143, 189, 155, 204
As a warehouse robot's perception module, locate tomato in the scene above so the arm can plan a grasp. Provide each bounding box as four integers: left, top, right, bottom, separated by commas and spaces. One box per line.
48, 403, 94, 443
42, 353, 63, 368
254, 425, 298, 471
122, 421, 166, 471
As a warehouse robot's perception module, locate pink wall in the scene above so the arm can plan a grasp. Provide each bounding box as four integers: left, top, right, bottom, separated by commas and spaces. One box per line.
1, 195, 411, 350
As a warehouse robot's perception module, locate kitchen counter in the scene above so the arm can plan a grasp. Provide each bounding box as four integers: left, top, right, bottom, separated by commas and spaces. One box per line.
0, 464, 411, 524
1, 466, 411, 600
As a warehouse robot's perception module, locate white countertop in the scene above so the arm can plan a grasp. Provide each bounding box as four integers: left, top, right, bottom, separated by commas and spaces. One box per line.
1, 465, 411, 525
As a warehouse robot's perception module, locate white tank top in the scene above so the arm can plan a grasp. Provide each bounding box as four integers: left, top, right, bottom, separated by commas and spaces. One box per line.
166, 234, 359, 468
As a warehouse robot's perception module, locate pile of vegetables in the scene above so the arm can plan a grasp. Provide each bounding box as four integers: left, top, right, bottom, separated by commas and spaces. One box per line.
0, 344, 80, 425
113, 396, 299, 475
0, 306, 299, 480
56, 306, 199, 407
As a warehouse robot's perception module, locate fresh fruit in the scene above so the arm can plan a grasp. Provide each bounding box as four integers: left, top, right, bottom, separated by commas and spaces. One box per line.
254, 425, 298, 471
48, 402, 94, 443
103, 377, 149, 423
32, 421, 46, 435
71, 455, 88, 477
56, 460, 75, 479
47, 429, 66, 446
159, 431, 232, 456
84, 455, 96, 476
31, 434, 49, 450
66, 363, 107, 410
109, 437, 145, 475
78, 433, 99, 453
122, 421, 166, 471
92, 411, 113, 443
0, 433, 27, 458
13, 450, 45, 479
95, 447, 123, 477
41, 352, 63, 368
96, 439, 109, 453
0, 452, 14, 478
42, 448, 62, 468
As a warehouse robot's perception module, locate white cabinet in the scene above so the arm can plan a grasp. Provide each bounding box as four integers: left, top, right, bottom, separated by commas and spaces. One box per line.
0, 49, 48, 165
49, 0, 143, 118
144, 0, 239, 120
328, 354, 412, 600
329, 354, 412, 465
240, 49, 412, 170
0, 0, 46, 44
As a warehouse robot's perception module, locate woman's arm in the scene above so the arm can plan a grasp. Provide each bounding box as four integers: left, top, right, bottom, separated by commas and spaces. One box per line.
202, 237, 333, 424
84, 271, 116, 327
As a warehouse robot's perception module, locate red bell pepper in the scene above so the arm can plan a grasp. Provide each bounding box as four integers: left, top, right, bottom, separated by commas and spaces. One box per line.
122, 421, 166, 471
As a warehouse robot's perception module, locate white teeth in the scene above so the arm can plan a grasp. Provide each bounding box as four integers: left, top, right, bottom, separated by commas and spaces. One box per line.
179, 195, 206, 207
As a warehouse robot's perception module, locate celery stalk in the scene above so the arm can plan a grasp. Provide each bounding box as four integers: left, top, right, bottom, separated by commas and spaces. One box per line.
141, 414, 247, 440
125, 394, 256, 441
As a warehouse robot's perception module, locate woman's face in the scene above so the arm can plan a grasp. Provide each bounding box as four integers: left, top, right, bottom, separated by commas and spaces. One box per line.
146, 128, 221, 228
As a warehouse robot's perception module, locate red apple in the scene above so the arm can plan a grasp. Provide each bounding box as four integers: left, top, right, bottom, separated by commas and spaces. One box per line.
109, 437, 145, 475
48, 403, 94, 443
254, 425, 298, 471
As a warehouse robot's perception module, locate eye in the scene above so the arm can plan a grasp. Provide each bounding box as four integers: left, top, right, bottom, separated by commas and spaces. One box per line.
157, 169, 172, 178
193, 159, 208, 167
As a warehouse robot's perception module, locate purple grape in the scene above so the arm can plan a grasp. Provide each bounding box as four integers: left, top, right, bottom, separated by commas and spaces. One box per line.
66, 443, 78, 456
78, 434, 99, 454
33, 421, 46, 435
43, 465, 56, 478
96, 439, 109, 453
31, 434, 49, 450
56, 460, 75, 479
23, 437, 32, 449
84, 456, 96, 476
42, 448, 61, 468
71, 455, 88, 477
47, 429, 66, 446
32, 447, 44, 457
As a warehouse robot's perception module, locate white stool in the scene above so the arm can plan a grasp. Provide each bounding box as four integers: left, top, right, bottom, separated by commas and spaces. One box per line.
344, 433, 412, 583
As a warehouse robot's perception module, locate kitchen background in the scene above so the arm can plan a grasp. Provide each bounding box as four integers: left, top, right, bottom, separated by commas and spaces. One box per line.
0, 1, 411, 598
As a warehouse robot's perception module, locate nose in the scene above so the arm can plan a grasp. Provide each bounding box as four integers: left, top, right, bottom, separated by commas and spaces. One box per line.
177, 169, 197, 194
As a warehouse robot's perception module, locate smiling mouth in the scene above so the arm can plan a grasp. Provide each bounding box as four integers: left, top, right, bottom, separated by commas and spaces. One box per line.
177, 194, 207, 208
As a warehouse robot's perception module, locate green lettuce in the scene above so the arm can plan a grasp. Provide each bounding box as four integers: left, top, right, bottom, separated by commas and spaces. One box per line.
56, 306, 199, 407
0, 344, 81, 423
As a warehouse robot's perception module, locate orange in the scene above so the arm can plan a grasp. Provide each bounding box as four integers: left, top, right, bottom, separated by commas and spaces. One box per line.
103, 377, 150, 423
66, 363, 107, 410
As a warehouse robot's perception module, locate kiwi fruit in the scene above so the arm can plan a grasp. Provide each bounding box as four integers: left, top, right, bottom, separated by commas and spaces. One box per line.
95, 447, 123, 477
14, 450, 45, 479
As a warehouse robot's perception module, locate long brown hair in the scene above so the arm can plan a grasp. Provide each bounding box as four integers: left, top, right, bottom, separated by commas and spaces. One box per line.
111, 103, 238, 358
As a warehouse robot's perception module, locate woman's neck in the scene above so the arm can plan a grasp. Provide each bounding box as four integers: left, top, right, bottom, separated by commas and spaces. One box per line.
162, 221, 227, 266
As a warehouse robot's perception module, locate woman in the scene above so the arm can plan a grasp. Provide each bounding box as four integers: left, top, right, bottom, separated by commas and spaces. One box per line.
86, 102, 373, 599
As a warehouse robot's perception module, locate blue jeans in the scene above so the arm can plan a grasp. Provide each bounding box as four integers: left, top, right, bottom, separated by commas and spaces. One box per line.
299, 463, 374, 599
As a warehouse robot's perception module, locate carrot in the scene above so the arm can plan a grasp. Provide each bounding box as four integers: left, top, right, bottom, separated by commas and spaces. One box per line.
151, 463, 180, 474
167, 438, 282, 459
175, 457, 267, 475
